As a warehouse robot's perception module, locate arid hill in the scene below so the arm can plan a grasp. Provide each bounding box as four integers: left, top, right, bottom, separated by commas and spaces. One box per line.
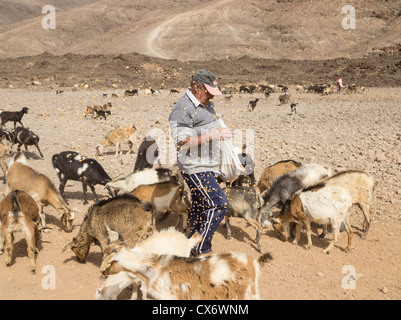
0, 0, 400, 61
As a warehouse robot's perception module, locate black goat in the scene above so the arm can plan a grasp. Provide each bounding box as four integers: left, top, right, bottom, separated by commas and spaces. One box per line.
0, 107, 29, 128
290, 103, 298, 114
94, 110, 111, 120
229, 152, 256, 187
0, 128, 13, 145
133, 136, 159, 172
247, 98, 259, 112
124, 89, 138, 96
11, 127, 43, 158
52, 151, 112, 204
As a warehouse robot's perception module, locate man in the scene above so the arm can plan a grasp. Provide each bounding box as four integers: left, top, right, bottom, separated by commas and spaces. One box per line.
169, 70, 232, 255
337, 76, 344, 93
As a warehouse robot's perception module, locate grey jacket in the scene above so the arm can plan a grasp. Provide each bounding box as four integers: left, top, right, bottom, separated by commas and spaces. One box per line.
169, 89, 222, 174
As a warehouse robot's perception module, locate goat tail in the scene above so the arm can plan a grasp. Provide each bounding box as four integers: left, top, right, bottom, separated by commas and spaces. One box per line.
257, 252, 273, 266
10, 190, 21, 219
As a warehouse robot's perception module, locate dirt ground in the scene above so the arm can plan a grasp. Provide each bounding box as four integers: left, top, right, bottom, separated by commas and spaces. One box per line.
0, 86, 400, 300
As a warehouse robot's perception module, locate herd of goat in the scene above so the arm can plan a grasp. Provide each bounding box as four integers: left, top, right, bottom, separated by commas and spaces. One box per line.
0, 90, 375, 300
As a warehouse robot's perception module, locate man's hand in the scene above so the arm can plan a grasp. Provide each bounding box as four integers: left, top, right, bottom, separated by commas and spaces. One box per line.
209, 127, 233, 141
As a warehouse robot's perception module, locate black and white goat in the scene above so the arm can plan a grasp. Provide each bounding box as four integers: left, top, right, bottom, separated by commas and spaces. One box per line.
0, 107, 29, 128
133, 136, 159, 172
52, 151, 112, 204
11, 127, 43, 158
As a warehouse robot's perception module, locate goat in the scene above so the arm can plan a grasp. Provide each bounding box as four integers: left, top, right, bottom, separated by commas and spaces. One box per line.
228, 148, 256, 187
0, 190, 42, 273
0, 128, 13, 146
5, 152, 75, 232
169, 89, 179, 95
257, 160, 303, 194
144, 89, 152, 96
277, 84, 289, 92
239, 85, 251, 93
270, 184, 353, 254
290, 103, 298, 114
223, 186, 262, 252
52, 151, 112, 205
224, 95, 233, 102
62, 195, 154, 263
0, 143, 9, 183
101, 249, 273, 300
307, 85, 325, 94
0, 107, 29, 128
11, 126, 43, 158
131, 180, 190, 231
96, 228, 202, 300
124, 89, 138, 97
96, 125, 138, 157
84, 102, 111, 118
279, 94, 291, 105
105, 167, 179, 196
133, 136, 159, 172
94, 110, 111, 120
321, 170, 377, 239
247, 98, 259, 112
260, 163, 333, 226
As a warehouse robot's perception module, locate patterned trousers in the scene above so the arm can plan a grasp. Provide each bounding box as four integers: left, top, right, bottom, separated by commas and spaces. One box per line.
181, 171, 229, 254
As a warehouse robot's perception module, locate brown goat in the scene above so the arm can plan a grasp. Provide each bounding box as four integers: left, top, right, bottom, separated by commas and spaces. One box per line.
5, 153, 75, 232
102, 249, 273, 300
257, 160, 303, 193
63, 195, 154, 263
0, 190, 41, 273
131, 181, 190, 231
96, 125, 138, 156
279, 94, 291, 105
322, 170, 377, 239
0, 143, 9, 184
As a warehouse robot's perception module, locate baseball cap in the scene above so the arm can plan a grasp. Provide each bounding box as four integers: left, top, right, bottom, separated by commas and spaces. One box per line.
192, 69, 222, 96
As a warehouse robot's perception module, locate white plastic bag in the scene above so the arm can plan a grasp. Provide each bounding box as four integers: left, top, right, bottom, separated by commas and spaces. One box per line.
218, 119, 245, 182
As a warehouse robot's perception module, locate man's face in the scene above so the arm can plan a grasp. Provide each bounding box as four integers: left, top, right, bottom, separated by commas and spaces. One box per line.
193, 82, 214, 105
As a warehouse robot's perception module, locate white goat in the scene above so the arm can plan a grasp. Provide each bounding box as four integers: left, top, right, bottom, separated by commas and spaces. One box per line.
270, 184, 353, 254
105, 167, 179, 196
96, 228, 202, 300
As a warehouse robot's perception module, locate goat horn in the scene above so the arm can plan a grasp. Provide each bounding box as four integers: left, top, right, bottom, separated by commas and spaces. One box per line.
39, 226, 52, 231
62, 242, 73, 253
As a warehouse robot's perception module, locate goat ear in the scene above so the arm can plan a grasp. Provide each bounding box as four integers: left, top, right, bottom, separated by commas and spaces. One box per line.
104, 222, 120, 244
62, 237, 76, 252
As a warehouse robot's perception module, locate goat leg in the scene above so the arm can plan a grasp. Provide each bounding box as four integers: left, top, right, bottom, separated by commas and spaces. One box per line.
225, 214, 232, 240
35, 144, 44, 158
81, 181, 90, 205
89, 184, 100, 203
256, 228, 262, 253
0, 228, 4, 254
58, 178, 69, 204
4, 231, 13, 266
